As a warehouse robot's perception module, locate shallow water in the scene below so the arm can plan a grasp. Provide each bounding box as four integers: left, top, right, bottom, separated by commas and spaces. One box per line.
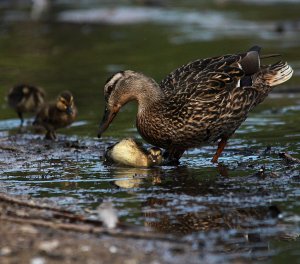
0, 1, 300, 263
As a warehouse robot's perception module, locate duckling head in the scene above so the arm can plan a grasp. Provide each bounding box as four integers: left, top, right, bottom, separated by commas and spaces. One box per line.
56, 90, 75, 115
148, 147, 163, 166
98, 71, 161, 138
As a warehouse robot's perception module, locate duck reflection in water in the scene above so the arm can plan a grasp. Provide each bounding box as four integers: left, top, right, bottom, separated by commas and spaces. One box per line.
109, 166, 296, 260
143, 197, 286, 260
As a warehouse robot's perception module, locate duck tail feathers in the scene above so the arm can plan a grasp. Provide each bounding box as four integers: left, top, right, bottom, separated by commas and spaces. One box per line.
262, 61, 293, 87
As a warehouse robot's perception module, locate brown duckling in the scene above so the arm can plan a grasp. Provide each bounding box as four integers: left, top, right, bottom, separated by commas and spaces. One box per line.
148, 147, 163, 166
34, 90, 77, 140
105, 138, 163, 167
98, 46, 293, 163
7, 84, 45, 126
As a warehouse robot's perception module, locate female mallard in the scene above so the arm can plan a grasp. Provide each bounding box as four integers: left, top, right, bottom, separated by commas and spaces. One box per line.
105, 138, 163, 167
34, 91, 77, 140
98, 46, 293, 163
7, 84, 45, 126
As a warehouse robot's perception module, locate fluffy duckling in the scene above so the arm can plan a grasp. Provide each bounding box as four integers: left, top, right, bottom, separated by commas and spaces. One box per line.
148, 147, 163, 166
34, 90, 77, 140
105, 138, 163, 167
7, 84, 45, 126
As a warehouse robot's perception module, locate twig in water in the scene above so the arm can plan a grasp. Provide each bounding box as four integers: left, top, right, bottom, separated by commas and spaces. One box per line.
0, 216, 186, 244
278, 152, 300, 164
0, 144, 22, 152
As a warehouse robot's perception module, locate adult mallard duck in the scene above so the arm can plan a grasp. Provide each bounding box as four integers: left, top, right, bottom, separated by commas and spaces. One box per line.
34, 91, 77, 140
98, 46, 293, 163
7, 84, 45, 126
105, 138, 163, 167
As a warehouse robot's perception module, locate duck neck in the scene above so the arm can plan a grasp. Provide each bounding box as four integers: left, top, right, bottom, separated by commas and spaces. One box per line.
130, 74, 164, 114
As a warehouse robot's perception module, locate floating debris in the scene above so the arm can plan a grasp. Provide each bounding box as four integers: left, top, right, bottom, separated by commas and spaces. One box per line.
97, 201, 118, 229
279, 152, 300, 164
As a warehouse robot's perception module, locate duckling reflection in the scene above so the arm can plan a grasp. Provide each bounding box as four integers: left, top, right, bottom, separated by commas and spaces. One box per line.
33, 90, 77, 140
7, 84, 45, 126
112, 167, 162, 188
105, 138, 163, 167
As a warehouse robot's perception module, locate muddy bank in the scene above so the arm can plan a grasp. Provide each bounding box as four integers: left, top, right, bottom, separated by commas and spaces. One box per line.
0, 132, 300, 264
0, 192, 198, 264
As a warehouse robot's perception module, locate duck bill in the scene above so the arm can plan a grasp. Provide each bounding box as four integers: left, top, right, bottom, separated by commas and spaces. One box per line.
97, 107, 118, 138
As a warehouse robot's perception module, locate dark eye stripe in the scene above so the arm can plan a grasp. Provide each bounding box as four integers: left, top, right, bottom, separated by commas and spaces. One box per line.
104, 71, 124, 101
105, 71, 124, 85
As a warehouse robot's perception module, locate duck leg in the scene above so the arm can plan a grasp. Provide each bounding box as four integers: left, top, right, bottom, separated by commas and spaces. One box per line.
45, 130, 52, 140
211, 136, 229, 163
164, 147, 185, 165
45, 130, 56, 140
17, 111, 24, 127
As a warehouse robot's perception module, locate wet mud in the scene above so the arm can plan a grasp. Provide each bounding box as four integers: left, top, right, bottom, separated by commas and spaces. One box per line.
0, 132, 299, 263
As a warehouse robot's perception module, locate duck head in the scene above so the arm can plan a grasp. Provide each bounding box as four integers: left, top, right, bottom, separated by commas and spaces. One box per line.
56, 90, 75, 115
148, 147, 163, 166
98, 70, 161, 138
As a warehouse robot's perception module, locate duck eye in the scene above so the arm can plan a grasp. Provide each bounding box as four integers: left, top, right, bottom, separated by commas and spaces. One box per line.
105, 85, 114, 96
104, 71, 125, 102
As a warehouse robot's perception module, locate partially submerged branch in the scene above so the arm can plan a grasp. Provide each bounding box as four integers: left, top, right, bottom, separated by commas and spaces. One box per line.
0, 193, 185, 244
278, 152, 300, 164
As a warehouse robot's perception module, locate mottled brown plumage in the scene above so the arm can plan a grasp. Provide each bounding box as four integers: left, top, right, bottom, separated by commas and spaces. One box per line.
34, 91, 77, 140
98, 46, 293, 163
7, 84, 45, 126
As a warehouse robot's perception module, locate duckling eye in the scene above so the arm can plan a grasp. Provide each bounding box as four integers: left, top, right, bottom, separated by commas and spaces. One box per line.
22, 87, 29, 94
59, 97, 67, 105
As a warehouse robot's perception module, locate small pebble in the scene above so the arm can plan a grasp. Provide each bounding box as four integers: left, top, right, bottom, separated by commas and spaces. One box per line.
97, 201, 118, 229
124, 259, 138, 264
31, 257, 46, 264
0, 247, 12, 256
109, 245, 118, 253
38, 240, 59, 253
150, 261, 161, 264
80, 245, 91, 252
20, 225, 38, 235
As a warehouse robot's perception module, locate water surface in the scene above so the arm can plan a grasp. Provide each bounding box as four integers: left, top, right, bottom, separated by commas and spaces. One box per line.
0, 1, 300, 263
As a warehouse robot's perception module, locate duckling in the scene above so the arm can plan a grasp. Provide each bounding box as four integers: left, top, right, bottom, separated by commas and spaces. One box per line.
7, 84, 45, 126
33, 90, 77, 140
105, 138, 163, 167
148, 147, 163, 166
98, 46, 293, 163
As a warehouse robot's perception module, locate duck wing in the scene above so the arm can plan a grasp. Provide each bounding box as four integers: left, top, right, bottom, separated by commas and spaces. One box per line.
160, 47, 261, 99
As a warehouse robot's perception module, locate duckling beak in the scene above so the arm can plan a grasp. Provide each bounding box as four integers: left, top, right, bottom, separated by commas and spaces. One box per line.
66, 106, 73, 115
98, 107, 118, 138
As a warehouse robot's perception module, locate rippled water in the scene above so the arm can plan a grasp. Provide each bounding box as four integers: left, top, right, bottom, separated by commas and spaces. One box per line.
0, 1, 300, 263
